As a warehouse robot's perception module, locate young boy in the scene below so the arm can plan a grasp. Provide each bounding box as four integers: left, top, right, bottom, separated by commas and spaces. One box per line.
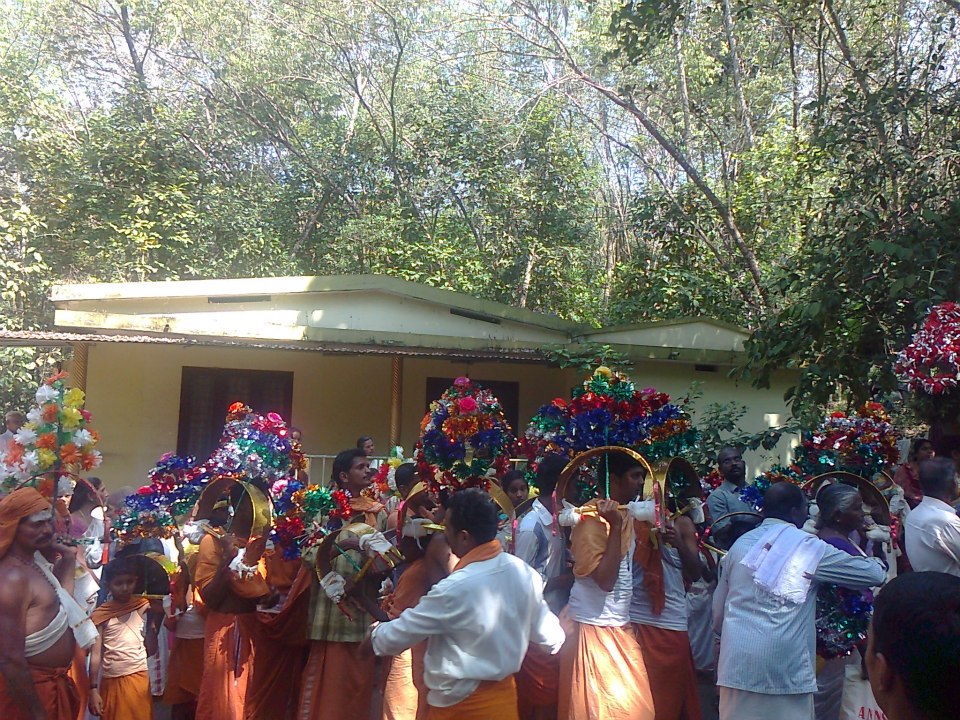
89, 557, 157, 720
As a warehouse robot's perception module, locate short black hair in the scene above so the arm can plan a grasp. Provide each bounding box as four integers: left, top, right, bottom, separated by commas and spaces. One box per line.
762, 482, 806, 522
502, 470, 528, 491
332, 448, 367, 485
597, 451, 645, 480
718, 445, 742, 461
395, 463, 418, 494
447, 488, 499, 544
535, 453, 567, 495
356, 436, 373, 448
872, 572, 960, 719
918, 458, 956, 497
103, 556, 140, 585
909, 437, 933, 461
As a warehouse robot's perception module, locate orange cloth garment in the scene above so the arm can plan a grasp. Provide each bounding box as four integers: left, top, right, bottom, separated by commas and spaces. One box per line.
263, 548, 301, 591
90, 597, 150, 628
100, 670, 152, 720
558, 622, 655, 720
244, 566, 313, 720
194, 534, 270, 600
383, 648, 428, 720
453, 539, 502, 571
427, 675, 519, 720
381, 559, 431, 720
0, 487, 51, 558
67, 642, 88, 720
195, 611, 254, 720
297, 639, 377, 720
631, 624, 701, 720
516, 643, 561, 716
633, 521, 665, 615
571, 503, 632, 578
0, 663, 80, 720
162, 637, 204, 705
351, 496, 386, 528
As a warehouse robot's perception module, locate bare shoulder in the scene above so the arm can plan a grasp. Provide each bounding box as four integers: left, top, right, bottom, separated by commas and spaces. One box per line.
0, 560, 30, 606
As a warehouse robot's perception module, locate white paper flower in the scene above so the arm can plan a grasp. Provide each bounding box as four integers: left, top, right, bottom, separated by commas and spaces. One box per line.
19, 450, 38, 477
26, 408, 43, 425
87, 449, 103, 468
58, 476, 76, 496
13, 427, 38, 446
72, 429, 95, 448
35, 384, 59, 405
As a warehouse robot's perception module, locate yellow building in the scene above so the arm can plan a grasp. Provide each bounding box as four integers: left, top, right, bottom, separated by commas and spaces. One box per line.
1, 275, 797, 487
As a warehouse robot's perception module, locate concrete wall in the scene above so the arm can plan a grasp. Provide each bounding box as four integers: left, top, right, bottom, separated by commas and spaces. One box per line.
79, 344, 797, 489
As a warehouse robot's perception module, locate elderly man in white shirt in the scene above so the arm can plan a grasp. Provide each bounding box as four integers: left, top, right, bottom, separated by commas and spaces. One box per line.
371, 487, 565, 719
905, 457, 960, 576
713, 482, 886, 720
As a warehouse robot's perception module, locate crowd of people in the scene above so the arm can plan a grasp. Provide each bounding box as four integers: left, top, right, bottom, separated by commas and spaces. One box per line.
0, 421, 958, 720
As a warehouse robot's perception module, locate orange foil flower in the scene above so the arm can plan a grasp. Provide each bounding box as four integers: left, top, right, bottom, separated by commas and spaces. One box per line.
41, 403, 59, 423
35, 433, 58, 450
60, 443, 82, 465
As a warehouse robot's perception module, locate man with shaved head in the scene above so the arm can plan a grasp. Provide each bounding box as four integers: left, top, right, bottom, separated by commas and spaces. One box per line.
713, 482, 887, 720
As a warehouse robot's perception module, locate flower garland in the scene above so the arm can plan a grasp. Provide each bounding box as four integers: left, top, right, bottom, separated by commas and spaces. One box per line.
416, 377, 514, 491
518, 366, 699, 502
119, 403, 306, 553
519, 399, 574, 481
816, 584, 873, 659
895, 302, 960, 395
793, 403, 900, 481
566, 367, 698, 461
365, 447, 406, 504
701, 469, 724, 495
0, 372, 102, 496
739, 464, 805, 511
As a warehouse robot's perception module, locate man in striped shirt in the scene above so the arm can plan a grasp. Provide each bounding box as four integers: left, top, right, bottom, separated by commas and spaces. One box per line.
713, 482, 886, 720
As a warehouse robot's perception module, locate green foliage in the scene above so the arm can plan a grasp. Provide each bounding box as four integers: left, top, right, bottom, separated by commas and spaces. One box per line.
0, 0, 956, 424
682, 384, 801, 474
540, 343, 633, 372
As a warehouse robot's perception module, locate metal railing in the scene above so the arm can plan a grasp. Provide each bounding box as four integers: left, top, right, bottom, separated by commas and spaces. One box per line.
302, 454, 529, 483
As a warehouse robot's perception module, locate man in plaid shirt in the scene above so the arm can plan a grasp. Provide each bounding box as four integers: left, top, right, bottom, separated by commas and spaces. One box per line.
298, 448, 391, 720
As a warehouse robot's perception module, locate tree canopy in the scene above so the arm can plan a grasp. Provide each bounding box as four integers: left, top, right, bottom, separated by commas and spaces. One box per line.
1, 0, 958, 416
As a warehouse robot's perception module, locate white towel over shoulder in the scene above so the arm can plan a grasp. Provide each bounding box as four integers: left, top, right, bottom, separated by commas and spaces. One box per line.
740, 523, 827, 604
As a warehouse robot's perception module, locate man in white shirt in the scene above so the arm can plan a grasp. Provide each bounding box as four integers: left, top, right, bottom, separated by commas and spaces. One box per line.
0, 411, 25, 454
713, 482, 886, 720
905, 458, 960, 576
371, 488, 564, 720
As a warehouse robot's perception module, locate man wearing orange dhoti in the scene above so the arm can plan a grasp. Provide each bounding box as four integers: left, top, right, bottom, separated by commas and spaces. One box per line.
379, 464, 444, 720
0, 487, 98, 720
162, 548, 206, 720
558, 453, 655, 720
243, 547, 311, 720
371, 489, 565, 720
88, 558, 158, 720
298, 448, 393, 720
514, 454, 569, 720
193, 513, 269, 720
630, 503, 704, 720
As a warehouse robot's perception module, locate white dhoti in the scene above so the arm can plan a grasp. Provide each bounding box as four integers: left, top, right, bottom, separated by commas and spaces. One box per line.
814, 656, 846, 720
720, 687, 814, 720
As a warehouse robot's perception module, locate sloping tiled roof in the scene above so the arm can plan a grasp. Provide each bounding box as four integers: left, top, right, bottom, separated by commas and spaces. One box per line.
0, 328, 545, 362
